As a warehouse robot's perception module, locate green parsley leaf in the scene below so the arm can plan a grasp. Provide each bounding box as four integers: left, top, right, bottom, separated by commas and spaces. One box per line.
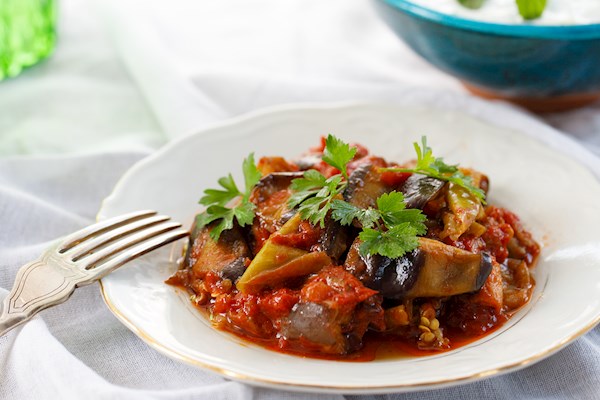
376, 191, 407, 214
288, 170, 329, 209
242, 153, 261, 197
295, 174, 344, 228
233, 201, 256, 227
287, 134, 356, 227
298, 196, 331, 228
376, 191, 427, 235
291, 169, 328, 191
322, 134, 357, 179
199, 174, 240, 207
381, 209, 427, 235
385, 136, 486, 204
331, 200, 380, 228
457, 0, 485, 10
288, 135, 429, 258
197, 154, 260, 240
288, 167, 347, 228
331, 190, 427, 258
359, 223, 421, 259
516, 0, 547, 20
196, 205, 236, 240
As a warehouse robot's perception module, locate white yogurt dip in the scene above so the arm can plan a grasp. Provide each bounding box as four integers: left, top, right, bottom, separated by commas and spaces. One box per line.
408, 0, 600, 25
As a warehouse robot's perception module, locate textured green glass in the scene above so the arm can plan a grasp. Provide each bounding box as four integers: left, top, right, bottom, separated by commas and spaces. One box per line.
0, 0, 56, 80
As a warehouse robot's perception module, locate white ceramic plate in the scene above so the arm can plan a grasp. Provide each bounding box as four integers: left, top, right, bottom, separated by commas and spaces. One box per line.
98, 103, 600, 394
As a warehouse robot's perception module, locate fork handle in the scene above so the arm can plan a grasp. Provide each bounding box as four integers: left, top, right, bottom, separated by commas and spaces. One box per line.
0, 311, 29, 337
0, 259, 83, 337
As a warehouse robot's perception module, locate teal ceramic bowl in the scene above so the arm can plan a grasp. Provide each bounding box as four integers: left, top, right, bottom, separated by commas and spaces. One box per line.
372, 0, 600, 112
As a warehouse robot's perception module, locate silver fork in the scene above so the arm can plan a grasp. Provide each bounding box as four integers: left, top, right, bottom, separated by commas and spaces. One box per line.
0, 210, 189, 337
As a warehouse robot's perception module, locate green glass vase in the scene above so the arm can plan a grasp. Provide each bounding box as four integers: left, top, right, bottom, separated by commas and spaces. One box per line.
0, 0, 56, 80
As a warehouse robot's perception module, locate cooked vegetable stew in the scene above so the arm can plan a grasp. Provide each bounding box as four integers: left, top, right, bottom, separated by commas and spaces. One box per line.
167, 136, 540, 359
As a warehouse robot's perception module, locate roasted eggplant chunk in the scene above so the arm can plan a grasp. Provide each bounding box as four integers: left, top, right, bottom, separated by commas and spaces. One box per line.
313, 218, 350, 262
250, 172, 303, 227
401, 173, 446, 210
344, 164, 391, 211
249, 172, 303, 253
280, 266, 383, 355
185, 222, 250, 280
345, 237, 493, 299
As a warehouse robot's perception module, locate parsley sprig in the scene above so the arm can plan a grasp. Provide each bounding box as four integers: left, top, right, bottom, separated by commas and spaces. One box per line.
383, 137, 486, 204
332, 191, 427, 258
288, 135, 430, 259
197, 153, 261, 240
286, 135, 356, 228
288, 171, 345, 228
321, 134, 357, 179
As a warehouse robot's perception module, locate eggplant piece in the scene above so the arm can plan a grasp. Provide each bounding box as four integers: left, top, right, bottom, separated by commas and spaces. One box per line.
344, 237, 493, 299
401, 174, 446, 210
250, 172, 303, 228
280, 266, 383, 355
313, 218, 350, 263
294, 154, 323, 170
281, 302, 345, 353
220, 258, 247, 282
251, 172, 304, 202
344, 164, 390, 211
249, 172, 304, 253
185, 222, 251, 279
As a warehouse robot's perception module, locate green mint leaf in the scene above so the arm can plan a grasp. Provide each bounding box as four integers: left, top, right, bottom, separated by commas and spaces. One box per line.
321, 134, 357, 179
516, 0, 546, 20
457, 0, 485, 10
359, 224, 421, 259
242, 153, 262, 196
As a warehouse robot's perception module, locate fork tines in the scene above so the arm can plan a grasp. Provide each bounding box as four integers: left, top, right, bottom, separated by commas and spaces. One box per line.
59, 210, 189, 274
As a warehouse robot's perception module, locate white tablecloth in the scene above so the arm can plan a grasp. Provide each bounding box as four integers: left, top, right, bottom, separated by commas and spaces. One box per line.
1, 0, 599, 398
